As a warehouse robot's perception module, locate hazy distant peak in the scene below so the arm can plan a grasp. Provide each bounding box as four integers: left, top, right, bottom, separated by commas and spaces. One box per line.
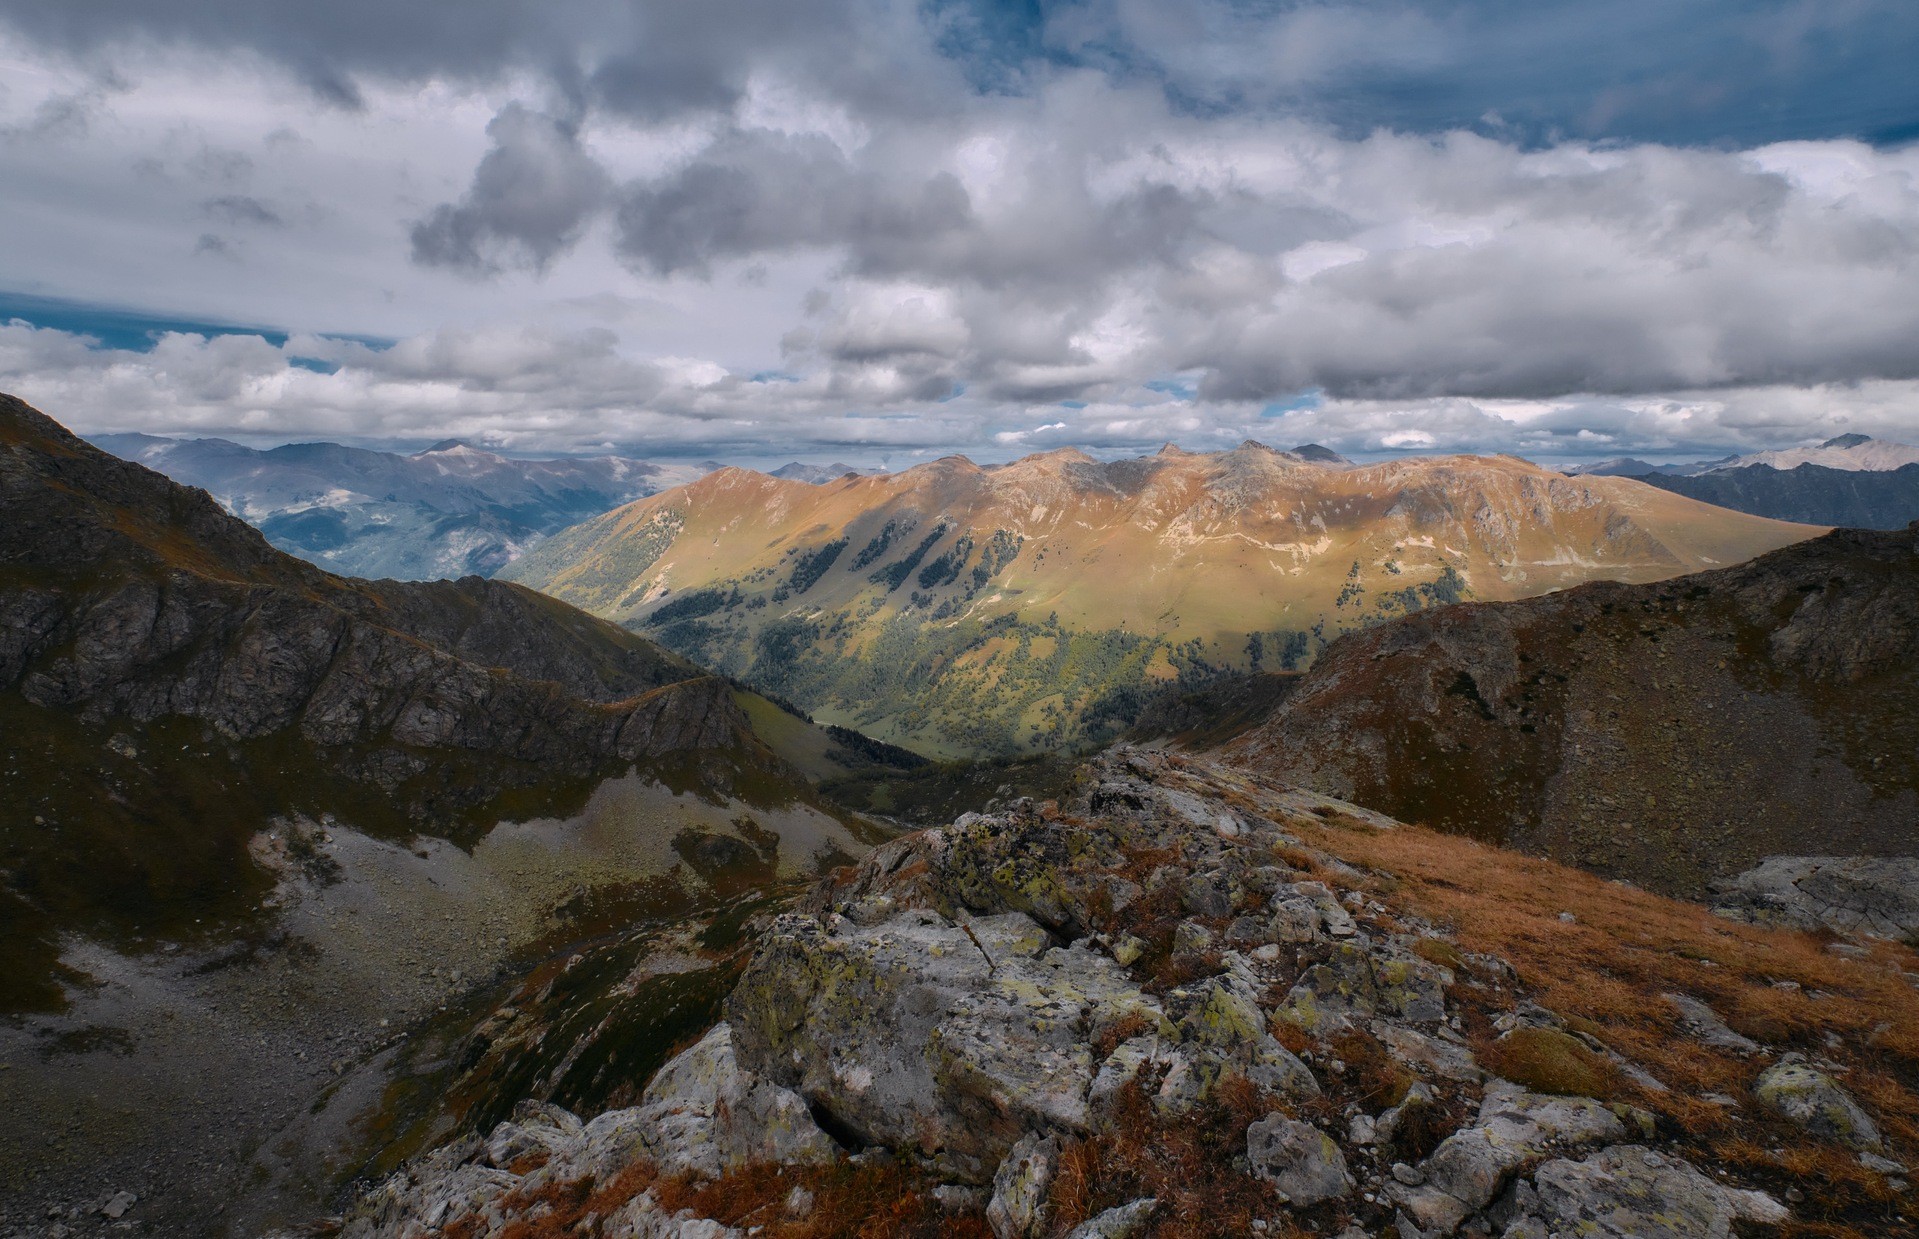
1288, 443, 1351, 465
1712, 437, 1919, 474
769, 461, 868, 484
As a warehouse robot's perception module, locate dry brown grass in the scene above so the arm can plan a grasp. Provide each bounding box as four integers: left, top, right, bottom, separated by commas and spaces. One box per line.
447, 1155, 992, 1239
1289, 814, 1919, 1238
1475, 1026, 1625, 1100
1037, 1074, 1331, 1239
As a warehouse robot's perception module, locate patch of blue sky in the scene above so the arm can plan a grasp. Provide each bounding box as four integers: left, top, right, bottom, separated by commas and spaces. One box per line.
1261, 389, 1324, 418
930, 0, 1919, 148
0, 291, 393, 356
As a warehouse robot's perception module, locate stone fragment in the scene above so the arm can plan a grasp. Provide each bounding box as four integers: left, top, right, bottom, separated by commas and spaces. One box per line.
1753, 1057, 1883, 1151
1389, 1081, 1626, 1234
1063, 1198, 1158, 1239
1172, 920, 1216, 955
1246, 1116, 1355, 1205
986, 1132, 1060, 1239
1504, 1145, 1787, 1238
1662, 993, 1760, 1055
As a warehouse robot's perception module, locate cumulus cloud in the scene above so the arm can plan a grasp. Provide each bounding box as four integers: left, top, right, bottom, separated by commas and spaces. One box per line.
0, 1, 1915, 463
412, 104, 611, 273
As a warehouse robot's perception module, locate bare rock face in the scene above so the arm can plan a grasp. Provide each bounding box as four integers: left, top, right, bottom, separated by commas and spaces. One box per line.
1712, 855, 1919, 940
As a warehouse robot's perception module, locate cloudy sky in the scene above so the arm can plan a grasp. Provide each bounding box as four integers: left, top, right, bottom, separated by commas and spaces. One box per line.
1, 0, 1916, 465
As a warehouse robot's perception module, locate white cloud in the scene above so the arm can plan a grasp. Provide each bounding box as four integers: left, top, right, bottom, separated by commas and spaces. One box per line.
0, 17, 1915, 463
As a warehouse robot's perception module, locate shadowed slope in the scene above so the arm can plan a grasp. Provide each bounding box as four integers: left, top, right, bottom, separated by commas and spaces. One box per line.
1224, 522, 1919, 896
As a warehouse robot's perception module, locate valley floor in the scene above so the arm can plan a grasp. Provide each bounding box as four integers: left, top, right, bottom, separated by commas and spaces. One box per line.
0, 776, 871, 1238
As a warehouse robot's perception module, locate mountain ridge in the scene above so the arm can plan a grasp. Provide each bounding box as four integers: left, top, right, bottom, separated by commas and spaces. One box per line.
501, 442, 1818, 757
87, 430, 711, 580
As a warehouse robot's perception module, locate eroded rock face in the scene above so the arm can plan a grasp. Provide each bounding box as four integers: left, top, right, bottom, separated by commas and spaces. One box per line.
726, 909, 1164, 1182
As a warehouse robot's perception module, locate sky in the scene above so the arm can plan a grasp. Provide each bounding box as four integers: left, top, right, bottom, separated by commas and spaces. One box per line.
0, 0, 1917, 466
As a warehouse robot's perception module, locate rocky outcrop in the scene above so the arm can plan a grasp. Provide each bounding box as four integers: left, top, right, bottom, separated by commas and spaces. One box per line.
1713, 855, 1919, 939
1226, 522, 1919, 896
339, 748, 1827, 1238
340, 1024, 831, 1238
727, 909, 1167, 1182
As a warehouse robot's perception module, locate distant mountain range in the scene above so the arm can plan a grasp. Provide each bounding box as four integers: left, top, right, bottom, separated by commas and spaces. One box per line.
1568, 435, 1919, 529
769, 461, 874, 484
500, 441, 1814, 758
87, 433, 715, 580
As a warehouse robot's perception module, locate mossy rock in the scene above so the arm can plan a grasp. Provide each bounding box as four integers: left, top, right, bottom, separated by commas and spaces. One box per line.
1482, 1027, 1621, 1100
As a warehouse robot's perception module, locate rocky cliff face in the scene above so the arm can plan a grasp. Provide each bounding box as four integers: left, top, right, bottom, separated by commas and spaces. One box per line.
0, 394, 777, 1015
332, 748, 1919, 1239
1222, 522, 1919, 897
1, 393, 754, 794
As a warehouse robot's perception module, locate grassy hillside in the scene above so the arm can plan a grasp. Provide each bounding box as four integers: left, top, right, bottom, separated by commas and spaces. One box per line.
503, 443, 1818, 757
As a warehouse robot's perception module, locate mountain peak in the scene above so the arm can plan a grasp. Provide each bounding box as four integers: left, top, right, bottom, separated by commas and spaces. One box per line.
1289, 442, 1351, 465
1821, 433, 1873, 449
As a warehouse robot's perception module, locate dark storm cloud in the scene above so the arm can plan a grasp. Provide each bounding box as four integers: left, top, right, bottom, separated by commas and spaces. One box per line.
411, 105, 611, 274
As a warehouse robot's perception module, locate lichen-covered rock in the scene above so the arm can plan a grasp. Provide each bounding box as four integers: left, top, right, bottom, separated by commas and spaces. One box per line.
1753, 1057, 1884, 1151
1390, 1081, 1628, 1234
1246, 1115, 1354, 1205
1063, 1198, 1159, 1238
1169, 974, 1320, 1102
986, 1132, 1060, 1239
726, 908, 1165, 1182
1278, 939, 1449, 1033
1501, 1145, 1788, 1238
608, 1023, 837, 1179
